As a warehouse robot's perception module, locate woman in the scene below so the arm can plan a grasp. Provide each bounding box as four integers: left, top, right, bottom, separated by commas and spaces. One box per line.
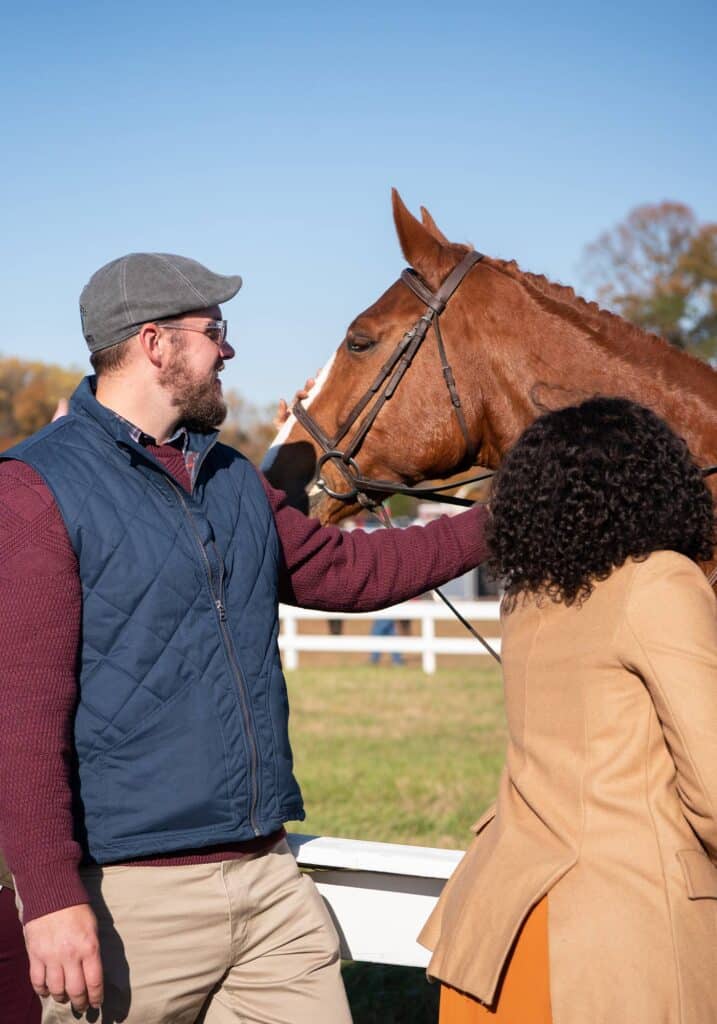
420, 397, 717, 1024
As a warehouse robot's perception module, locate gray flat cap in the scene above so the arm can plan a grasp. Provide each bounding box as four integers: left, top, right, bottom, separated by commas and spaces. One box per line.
79, 253, 243, 353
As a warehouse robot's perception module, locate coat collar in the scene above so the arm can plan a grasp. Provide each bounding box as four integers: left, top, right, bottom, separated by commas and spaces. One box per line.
69, 375, 219, 460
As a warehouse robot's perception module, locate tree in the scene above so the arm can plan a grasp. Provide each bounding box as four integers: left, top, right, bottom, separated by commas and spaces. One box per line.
581, 201, 717, 360
0, 357, 83, 448
0, 356, 277, 465
219, 388, 277, 465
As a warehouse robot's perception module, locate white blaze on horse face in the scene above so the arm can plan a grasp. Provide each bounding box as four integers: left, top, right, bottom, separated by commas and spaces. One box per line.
260, 350, 338, 472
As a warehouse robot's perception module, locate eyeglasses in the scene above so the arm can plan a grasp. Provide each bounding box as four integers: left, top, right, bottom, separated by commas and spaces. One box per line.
158, 319, 230, 347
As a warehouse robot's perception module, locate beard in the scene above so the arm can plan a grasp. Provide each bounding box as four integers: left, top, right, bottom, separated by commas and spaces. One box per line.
159, 337, 227, 432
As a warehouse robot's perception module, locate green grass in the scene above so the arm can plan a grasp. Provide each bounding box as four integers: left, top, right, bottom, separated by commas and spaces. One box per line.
285, 665, 506, 1023
342, 962, 441, 1024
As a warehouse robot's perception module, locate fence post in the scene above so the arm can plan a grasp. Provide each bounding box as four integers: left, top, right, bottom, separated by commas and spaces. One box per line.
283, 609, 299, 670
422, 608, 436, 674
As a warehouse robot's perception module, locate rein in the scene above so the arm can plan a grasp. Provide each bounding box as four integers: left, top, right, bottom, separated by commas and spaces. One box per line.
369, 462, 717, 505
335, 468, 495, 508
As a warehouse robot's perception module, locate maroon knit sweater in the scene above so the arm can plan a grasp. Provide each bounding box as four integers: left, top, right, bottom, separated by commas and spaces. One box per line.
0, 447, 488, 923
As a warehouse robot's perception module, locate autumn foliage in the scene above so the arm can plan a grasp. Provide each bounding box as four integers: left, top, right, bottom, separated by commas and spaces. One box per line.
218, 390, 277, 466
0, 356, 277, 464
582, 201, 717, 359
0, 357, 83, 449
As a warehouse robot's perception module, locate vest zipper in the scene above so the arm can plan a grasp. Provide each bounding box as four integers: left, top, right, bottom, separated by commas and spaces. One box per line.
165, 479, 262, 837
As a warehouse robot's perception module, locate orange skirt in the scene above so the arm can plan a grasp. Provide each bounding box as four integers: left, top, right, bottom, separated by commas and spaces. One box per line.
438, 896, 552, 1023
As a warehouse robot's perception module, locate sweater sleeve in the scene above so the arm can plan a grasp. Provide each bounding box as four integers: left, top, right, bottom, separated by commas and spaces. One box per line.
258, 472, 489, 610
621, 554, 717, 861
0, 460, 87, 923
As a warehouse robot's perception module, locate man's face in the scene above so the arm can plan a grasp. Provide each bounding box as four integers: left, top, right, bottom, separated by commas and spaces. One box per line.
158, 306, 235, 432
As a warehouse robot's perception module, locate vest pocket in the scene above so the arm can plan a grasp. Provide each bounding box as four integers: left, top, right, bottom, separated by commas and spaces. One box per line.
97, 680, 237, 850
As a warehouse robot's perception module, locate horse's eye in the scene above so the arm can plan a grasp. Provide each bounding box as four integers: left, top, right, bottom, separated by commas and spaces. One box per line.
347, 336, 376, 353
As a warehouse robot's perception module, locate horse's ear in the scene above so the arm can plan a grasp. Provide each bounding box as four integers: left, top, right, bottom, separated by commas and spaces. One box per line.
420, 205, 451, 246
392, 188, 446, 279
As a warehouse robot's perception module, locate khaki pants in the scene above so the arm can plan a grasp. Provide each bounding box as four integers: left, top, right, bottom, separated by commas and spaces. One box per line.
42, 840, 352, 1024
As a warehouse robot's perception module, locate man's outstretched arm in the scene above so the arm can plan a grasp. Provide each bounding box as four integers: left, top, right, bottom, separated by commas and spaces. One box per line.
259, 473, 489, 609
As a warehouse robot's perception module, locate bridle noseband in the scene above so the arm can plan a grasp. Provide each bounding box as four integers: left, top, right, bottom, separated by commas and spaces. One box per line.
292, 250, 485, 509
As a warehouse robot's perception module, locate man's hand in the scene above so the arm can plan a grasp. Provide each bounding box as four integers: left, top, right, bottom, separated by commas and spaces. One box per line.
24, 903, 103, 1012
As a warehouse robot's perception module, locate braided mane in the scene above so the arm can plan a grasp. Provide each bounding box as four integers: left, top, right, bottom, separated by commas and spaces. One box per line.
489, 257, 717, 398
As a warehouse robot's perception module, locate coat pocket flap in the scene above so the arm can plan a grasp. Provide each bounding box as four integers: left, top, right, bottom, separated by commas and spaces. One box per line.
677, 849, 717, 899
470, 803, 497, 835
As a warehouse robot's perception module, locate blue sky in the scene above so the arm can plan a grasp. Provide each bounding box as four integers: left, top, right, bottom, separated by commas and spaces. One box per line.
3, 0, 715, 406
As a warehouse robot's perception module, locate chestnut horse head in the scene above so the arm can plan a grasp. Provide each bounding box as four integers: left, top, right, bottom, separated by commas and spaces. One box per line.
263, 190, 717, 530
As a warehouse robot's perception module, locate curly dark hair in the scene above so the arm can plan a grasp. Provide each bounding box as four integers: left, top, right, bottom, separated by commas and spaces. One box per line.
487, 397, 716, 606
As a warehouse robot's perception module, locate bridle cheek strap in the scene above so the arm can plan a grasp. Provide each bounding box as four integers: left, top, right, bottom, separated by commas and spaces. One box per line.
292, 250, 484, 506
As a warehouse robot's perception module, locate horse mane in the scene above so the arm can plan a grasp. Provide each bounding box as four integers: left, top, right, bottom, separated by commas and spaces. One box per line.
487, 257, 717, 399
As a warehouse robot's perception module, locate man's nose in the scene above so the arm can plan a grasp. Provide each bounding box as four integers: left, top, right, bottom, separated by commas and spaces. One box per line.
220, 340, 236, 360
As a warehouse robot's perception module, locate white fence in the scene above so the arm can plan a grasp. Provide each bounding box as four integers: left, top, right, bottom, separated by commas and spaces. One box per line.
279, 600, 502, 673
288, 832, 464, 967
282, 601, 497, 964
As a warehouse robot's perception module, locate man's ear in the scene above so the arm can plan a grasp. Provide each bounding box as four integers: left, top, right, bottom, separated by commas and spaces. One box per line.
137, 323, 165, 368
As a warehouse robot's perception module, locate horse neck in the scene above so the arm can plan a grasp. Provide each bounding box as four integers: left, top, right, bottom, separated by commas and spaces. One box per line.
465, 263, 717, 470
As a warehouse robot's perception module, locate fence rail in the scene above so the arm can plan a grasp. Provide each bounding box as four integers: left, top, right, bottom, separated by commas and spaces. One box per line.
282, 603, 495, 962
288, 832, 464, 967
279, 600, 502, 673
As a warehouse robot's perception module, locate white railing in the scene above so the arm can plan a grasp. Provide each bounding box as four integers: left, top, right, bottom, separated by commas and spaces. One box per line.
288, 833, 464, 967
279, 600, 501, 673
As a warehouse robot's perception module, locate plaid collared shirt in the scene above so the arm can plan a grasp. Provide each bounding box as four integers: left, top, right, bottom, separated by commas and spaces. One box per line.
114, 414, 200, 483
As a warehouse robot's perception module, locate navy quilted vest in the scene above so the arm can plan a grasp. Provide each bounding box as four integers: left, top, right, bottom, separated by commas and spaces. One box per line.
5, 377, 304, 862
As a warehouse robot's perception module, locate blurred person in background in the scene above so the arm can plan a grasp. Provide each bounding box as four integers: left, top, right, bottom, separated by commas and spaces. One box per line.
369, 618, 405, 665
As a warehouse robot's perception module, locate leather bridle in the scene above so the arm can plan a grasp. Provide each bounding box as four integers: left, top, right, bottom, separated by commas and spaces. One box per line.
292, 250, 486, 510
289, 249, 717, 646
290, 246, 717, 562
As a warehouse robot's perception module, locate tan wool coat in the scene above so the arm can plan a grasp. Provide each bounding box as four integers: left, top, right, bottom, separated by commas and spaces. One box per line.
419, 552, 717, 1024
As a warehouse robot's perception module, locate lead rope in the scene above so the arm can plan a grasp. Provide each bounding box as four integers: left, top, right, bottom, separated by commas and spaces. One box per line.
371, 504, 502, 664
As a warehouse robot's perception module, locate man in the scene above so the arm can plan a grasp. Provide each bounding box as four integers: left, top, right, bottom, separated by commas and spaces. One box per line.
0, 253, 489, 1024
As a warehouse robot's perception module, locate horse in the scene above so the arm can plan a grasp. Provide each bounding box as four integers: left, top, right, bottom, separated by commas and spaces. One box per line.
262, 189, 717, 576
